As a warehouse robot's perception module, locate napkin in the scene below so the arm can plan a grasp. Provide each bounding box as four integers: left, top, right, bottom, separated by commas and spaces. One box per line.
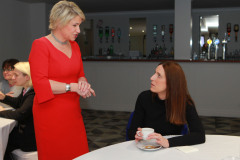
175, 146, 199, 153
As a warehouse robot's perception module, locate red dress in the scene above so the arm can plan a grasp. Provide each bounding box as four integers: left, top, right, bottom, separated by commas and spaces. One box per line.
29, 37, 89, 160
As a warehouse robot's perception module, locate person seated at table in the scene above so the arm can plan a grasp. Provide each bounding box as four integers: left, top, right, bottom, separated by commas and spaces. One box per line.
127, 61, 205, 148
0, 59, 23, 109
0, 59, 22, 96
0, 62, 36, 160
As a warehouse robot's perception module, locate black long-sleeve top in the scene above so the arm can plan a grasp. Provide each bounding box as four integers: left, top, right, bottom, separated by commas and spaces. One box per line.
128, 90, 205, 147
0, 88, 36, 151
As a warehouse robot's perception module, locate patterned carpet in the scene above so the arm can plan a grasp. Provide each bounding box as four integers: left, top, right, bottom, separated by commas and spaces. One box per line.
81, 109, 240, 151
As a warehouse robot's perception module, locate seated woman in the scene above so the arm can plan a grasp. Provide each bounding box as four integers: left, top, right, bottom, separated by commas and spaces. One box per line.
127, 61, 205, 148
0, 58, 22, 96
0, 62, 36, 160
0, 59, 22, 109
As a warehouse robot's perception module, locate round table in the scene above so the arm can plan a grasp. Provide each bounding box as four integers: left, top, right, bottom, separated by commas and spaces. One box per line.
74, 135, 240, 160
0, 117, 16, 160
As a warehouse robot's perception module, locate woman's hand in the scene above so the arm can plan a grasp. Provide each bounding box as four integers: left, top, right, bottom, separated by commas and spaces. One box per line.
6, 91, 14, 97
70, 83, 96, 98
0, 106, 5, 111
82, 88, 96, 98
135, 128, 143, 142
78, 78, 90, 93
0, 91, 6, 100
147, 133, 169, 148
77, 77, 96, 98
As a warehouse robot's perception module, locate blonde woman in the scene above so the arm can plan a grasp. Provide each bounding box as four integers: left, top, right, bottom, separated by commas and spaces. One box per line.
0, 62, 36, 160
29, 1, 95, 159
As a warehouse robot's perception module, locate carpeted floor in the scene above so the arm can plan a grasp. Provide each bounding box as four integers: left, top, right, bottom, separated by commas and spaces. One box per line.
82, 109, 240, 151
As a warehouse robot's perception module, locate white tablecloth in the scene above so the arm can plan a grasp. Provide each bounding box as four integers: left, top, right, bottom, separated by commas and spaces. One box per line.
74, 135, 240, 160
0, 117, 16, 160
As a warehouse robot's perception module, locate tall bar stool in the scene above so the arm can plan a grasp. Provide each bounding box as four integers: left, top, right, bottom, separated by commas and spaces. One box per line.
11, 149, 38, 160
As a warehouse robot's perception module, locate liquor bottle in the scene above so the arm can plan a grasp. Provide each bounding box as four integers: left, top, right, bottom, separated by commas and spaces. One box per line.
234, 24, 239, 42
169, 24, 173, 42
111, 27, 115, 43
99, 27, 103, 43
117, 28, 121, 43
227, 23, 231, 42
105, 26, 110, 43
110, 45, 114, 55
153, 25, 157, 43
161, 25, 165, 42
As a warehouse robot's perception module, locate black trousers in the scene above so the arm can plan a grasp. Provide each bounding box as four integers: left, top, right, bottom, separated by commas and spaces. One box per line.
4, 127, 36, 160
4, 127, 20, 160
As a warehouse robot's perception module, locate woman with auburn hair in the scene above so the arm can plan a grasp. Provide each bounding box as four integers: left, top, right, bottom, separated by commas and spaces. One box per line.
127, 61, 205, 148
0, 62, 36, 160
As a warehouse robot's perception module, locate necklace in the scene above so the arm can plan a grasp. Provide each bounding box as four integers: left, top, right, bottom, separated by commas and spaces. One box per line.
51, 32, 68, 45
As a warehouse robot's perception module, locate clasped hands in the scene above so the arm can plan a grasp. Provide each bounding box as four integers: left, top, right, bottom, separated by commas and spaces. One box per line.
135, 127, 169, 148
71, 81, 95, 98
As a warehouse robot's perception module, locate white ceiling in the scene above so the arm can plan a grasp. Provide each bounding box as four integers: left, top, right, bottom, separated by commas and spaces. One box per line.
18, 0, 240, 13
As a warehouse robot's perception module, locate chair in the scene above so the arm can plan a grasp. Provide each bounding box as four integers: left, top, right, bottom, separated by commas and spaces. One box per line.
11, 149, 38, 160
181, 124, 188, 135
126, 112, 188, 140
126, 112, 134, 141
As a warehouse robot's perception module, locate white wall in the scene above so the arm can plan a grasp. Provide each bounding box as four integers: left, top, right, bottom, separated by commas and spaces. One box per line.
0, 0, 31, 65
182, 62, 240, 117
29, 3, 48, 43
174, 0, 191, 59
81, 61, 240, 118
0, 0, 48, 80
80, 61, 155, 112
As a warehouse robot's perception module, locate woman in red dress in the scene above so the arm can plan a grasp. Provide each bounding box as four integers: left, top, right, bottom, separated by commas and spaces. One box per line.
29, 1, 95, 159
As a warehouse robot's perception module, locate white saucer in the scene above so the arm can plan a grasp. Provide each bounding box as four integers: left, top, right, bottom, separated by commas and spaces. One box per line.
136, 139, 162, 151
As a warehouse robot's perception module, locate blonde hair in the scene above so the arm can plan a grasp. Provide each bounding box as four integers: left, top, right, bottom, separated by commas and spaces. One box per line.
49, 0, 85, 30
14, 62, 32, 87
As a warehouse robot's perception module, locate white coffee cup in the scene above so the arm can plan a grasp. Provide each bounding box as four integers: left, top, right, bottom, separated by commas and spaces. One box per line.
137, 128, 154, 140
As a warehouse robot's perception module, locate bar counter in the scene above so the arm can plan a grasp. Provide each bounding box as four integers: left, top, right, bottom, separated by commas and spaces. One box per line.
82, 57, 240, 63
